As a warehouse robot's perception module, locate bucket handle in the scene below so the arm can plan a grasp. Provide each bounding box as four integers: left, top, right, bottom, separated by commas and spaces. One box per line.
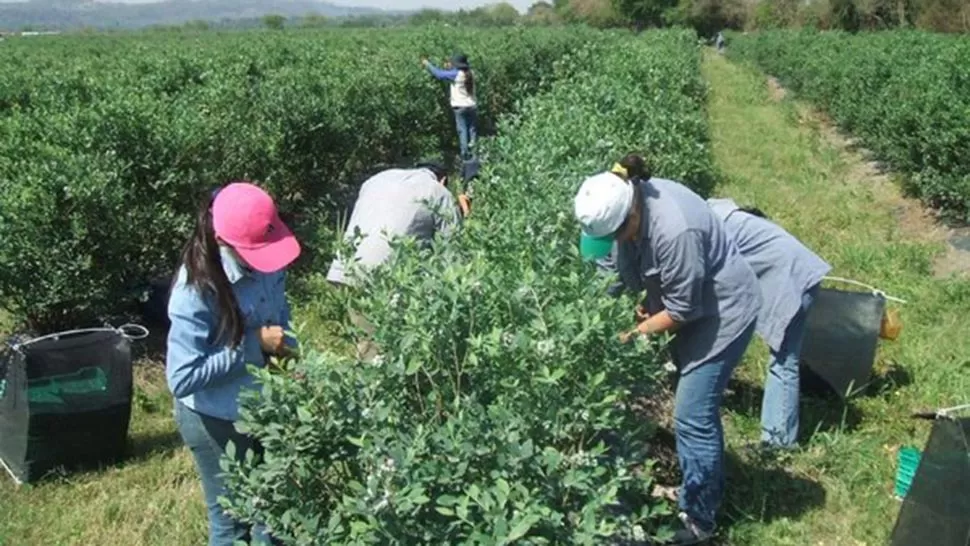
12, 323, 150, 351
823, 276, 908, 304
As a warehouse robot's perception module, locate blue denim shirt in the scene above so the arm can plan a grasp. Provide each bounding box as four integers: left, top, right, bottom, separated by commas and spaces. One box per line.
708, 198, 831, 352
166, 247, 293, 422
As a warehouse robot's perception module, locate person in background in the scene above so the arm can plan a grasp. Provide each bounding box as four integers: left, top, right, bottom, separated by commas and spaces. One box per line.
327, 162, 461, 359
166, 182, 300, 546
715, 31, 726, 54
422, 54, 478, 160
707, 198, 831, 450
573, 158, 761, 545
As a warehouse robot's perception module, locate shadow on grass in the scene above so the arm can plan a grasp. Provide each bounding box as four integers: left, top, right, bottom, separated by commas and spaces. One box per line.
723, 376, 865, 440
128, 429, 183, 462
715, 451, 827, 541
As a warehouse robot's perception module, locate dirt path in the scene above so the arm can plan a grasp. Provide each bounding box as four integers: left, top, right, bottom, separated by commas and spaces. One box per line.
702, 50, 970, 546
764, 75, 969, 279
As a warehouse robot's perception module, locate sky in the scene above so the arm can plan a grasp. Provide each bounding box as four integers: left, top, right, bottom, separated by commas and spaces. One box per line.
0, 0, 536, 11
329, 0, 534, 10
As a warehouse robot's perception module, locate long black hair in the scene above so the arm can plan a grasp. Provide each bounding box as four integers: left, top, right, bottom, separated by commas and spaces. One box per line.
462, 67, 475, 97
178, 190, 244, 347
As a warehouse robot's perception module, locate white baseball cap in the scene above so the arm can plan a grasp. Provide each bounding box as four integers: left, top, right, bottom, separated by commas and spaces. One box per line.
573, 172, 635, 260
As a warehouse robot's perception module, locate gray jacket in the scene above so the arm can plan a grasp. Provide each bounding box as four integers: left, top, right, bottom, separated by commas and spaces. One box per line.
327, 168, 460, 287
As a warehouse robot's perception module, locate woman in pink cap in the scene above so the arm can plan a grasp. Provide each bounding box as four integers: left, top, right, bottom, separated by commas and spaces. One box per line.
165, 182, 300, 546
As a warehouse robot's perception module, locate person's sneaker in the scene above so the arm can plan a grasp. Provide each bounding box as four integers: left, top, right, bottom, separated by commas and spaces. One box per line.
665, 512, 714, 545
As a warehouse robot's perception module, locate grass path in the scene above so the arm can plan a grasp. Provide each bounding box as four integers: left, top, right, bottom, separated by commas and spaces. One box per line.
703, 51, 970, 545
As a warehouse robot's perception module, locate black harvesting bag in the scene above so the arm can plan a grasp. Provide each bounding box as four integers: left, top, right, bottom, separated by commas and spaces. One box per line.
0, 325, 147, 484
890, 411, 970, 546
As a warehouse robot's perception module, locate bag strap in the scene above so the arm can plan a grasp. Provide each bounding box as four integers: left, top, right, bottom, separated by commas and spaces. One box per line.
823, 276, 908, 304
937, 404, 970, 418
12, 323, 150, 351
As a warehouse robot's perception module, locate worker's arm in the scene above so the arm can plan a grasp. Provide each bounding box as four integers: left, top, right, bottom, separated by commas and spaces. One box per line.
620, 230, 706, 343
425, 63, 459, 81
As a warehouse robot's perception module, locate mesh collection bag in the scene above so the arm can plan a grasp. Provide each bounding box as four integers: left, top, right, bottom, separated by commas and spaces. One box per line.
0, 325, 146, 484
890, 410, 970, 546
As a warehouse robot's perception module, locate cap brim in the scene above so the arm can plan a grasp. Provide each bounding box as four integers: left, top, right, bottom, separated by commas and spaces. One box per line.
234, 218, 302, 274
579, 233, 615, 261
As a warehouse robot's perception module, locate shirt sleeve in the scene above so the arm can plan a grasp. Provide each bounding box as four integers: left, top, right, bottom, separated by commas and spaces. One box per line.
278, 272, 299, 352
656, 229, 708, 324
426, 64, 459, 81
165, 283, 255, 399
435, 190, 462, 237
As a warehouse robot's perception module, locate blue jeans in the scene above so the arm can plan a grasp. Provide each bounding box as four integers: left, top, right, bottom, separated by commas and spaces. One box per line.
674, 320, 756, 532
761, 284, 819, 447
174, 401, 273, 546
453, 106, 478, 159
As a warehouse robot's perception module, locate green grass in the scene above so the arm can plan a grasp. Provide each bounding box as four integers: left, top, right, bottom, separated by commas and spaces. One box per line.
703, 51, 970, 545
2, 49, 967, 546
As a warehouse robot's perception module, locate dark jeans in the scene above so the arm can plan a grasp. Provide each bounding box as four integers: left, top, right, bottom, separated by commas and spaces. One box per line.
453, 106, 478, 159
174, 401, 273, 546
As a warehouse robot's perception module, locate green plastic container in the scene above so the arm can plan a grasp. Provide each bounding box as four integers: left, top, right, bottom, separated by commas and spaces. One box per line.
894, 446, 922, 499
27, 367, 108, 405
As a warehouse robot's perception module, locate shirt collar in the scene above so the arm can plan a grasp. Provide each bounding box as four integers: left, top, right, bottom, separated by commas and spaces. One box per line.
220, 246, 252, 284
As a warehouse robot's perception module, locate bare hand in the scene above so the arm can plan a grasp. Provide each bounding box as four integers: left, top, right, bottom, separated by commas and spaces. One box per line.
618, 328, 640, 344
421, 58, 429, 67
259, 326, 286, 355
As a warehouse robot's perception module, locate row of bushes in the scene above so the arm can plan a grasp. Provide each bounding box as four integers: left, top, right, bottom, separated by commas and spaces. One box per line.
222, 28, 717, 545
0, 26, 606, 331
730, 29, 970, 223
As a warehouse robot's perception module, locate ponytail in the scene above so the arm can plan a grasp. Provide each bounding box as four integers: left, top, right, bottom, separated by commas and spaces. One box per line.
179, 189, 244, 347
612, 153, 652, 183
462, 68, 474, 97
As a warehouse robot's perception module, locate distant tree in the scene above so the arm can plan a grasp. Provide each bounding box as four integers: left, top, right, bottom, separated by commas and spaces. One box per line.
564, 0, 623, 26
184, 19, 210, 31
409, 9, 448, 25
527, 1, 559, 23
487, 2, 522, 24
263, 14, 286, 30
612, 0, 679, 27
301, 12, 328, 28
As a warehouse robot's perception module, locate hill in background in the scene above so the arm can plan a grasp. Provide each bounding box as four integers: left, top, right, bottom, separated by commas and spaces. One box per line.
0, 0, 403, 30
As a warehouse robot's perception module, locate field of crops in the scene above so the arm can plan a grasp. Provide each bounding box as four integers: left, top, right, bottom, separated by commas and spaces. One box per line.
728, 29, 970, 222
4, 21, 969, 546
0, 25, 720, 544
220, 28, 715, 544
0, 27, 604, 332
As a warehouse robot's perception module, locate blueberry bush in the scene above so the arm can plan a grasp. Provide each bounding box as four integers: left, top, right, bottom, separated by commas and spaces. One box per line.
0, 26, 603, 331
729, 29, 970, 222
223, 28, 716, 545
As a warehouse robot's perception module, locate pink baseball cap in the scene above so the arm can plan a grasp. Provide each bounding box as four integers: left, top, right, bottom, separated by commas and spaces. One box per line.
212, 182, 301, 273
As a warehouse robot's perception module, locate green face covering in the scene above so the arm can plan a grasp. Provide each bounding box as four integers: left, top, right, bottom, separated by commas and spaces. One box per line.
579, 233, 615, 261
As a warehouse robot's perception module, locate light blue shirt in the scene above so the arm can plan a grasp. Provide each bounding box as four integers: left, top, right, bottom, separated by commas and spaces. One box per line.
165, 247, 293, 421
708, 198, 831, 352
617, 179, 761, 374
